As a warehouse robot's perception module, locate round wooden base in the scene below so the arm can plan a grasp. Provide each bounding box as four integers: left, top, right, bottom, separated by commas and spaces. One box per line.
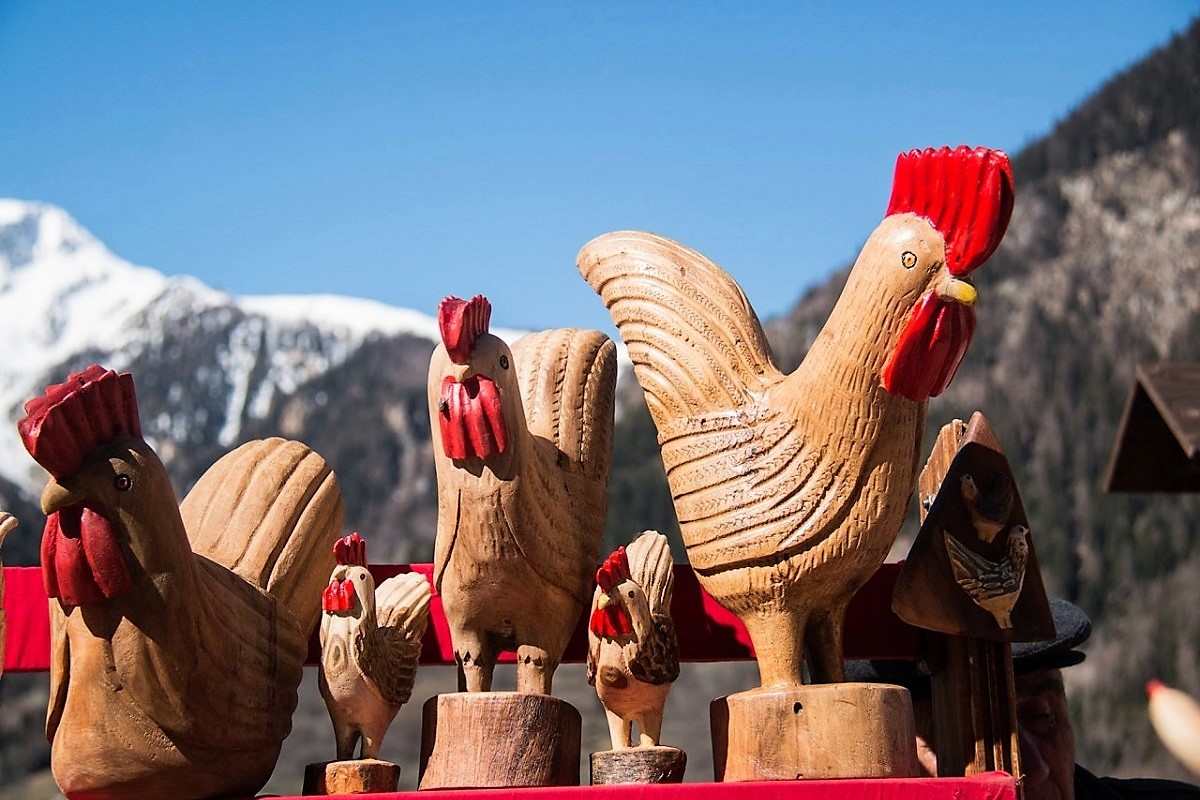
302, 759, 400, 795
590, 746, 687, 784
419, 692, 582, 789
710, 682, 919, 781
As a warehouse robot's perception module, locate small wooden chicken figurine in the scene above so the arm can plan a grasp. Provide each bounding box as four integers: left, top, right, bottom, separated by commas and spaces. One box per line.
0, 511, 15, 682
588, 532, 679, 749
319, 533, 430, 778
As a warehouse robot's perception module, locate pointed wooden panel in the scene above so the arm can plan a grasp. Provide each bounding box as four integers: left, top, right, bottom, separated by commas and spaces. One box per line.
893, 412, 1054, 643
1106, 363, 1200, 492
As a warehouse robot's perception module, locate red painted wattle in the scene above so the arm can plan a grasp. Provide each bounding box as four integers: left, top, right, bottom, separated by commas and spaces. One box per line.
882, 291, 976, 402
322, 577, 357, 612
41, 503, 132, 606
438, 374, 508, 459
590, 601, 633, 639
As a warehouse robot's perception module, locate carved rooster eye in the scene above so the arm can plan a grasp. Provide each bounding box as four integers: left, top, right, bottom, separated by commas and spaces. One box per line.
499, 355, 510, 370
901, 251, 918, 269
627, 590, 635, 599
114, 474, 133, 492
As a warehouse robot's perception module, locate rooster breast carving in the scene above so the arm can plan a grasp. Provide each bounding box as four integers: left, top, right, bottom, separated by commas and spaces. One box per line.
18, 365, 343, 800
587, 531, 679, 749
428, 295, 616, 694
319, 533, 431, 762
580, 146, 1014, 688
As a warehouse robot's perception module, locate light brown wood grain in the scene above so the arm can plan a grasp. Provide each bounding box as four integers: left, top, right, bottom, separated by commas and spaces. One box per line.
0, 512, 14, 684
711, 684, 919, 781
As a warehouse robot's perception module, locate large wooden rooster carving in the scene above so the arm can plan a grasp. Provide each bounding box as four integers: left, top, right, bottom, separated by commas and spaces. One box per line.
580, 146, 1014, 688
19, 365, 343, 800
428, 295, 616, 694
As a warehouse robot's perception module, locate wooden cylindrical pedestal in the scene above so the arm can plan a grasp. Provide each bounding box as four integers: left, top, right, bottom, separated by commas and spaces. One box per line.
590, 746, 687, 784
302, 759, 400, 795
711, 682, 919, 781
419, 692, 581, 789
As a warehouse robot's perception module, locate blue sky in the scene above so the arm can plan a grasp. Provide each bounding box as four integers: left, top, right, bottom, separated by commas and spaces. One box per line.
2, 2, 1197, 335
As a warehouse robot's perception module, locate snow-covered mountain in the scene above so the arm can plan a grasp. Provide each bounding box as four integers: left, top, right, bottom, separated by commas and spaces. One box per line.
0, 199, 522, 559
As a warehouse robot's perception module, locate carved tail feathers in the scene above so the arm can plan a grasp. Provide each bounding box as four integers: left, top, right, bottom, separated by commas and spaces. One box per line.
577, 231, 784, 429
366, 571, 432, 708
510, 327, 617, 485
181, 437, 344, 635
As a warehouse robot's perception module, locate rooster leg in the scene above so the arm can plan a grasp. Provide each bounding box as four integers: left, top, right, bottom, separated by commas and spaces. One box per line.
804, 606, 847, 684
334, 725, 362, 762
639, 709, 663, 747
515, 644, 556, 695
359, 725, 385, 761
455, 631, 497, 693
606, 708, 633, 749
740, 608, 807, 688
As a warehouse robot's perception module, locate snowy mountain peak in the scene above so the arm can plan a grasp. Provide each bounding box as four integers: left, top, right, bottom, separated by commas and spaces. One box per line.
0, 199, 108, 273
0, 198, 520, 498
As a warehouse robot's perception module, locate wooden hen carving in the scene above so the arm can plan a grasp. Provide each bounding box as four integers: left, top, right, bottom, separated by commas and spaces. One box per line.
319, 533, 431, 762
587, 531, 679, 750
580, 146, 1014, 689
427, 295, 616, 694
18, 365, 343, 800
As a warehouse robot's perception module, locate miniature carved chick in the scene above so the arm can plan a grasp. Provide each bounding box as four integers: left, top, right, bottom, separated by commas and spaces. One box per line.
320, 533, 431, 761
944, 525, 1029, 629
587, 531, 679, 749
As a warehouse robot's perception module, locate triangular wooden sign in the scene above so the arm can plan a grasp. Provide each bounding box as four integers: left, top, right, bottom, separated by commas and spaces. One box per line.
893, 412, 1055, 642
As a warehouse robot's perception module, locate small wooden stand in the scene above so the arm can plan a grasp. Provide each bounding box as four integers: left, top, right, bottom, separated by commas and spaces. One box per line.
303, 759, 400, 795
710, 683, 919, 781
418, 692, 581, 789
590, 746, 687, 785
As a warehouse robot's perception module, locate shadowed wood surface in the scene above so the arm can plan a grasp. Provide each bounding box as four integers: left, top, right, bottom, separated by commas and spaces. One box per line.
590, 746, 687, 785
419, 692, 582, 789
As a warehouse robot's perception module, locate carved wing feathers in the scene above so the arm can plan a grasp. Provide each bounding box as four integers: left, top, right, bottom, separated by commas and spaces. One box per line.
578, 231, 783, 428
361, 572, 432, 708
181, 437, 343, 634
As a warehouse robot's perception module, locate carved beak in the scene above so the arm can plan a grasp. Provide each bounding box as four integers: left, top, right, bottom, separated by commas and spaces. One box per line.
41, 481, 84, 516
596, 593, 611, 610
938, 277, 978, 306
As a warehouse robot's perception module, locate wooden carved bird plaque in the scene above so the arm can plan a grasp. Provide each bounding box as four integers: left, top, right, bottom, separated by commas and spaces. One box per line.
894, 412, 1054, 642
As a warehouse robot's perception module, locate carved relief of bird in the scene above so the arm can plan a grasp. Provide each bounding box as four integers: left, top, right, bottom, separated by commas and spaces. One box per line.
580, 146, 1014, 686
944, 524, 1029, 629
960, 472, 1013, 544
320, 533, 431, 762
587, 531, 679, 749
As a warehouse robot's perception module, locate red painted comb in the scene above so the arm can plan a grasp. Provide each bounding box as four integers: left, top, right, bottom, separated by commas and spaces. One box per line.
596, 546, 631, 593
18, 365, 142, 479
886, 146, 1015, 277
333, 532, 367, 567
438, 295, 492, 364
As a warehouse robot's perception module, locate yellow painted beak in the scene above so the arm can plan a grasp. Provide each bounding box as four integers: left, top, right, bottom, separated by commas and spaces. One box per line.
938, 277, 978, 306
597, 593, 611, 610
41, 481, 84, 516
